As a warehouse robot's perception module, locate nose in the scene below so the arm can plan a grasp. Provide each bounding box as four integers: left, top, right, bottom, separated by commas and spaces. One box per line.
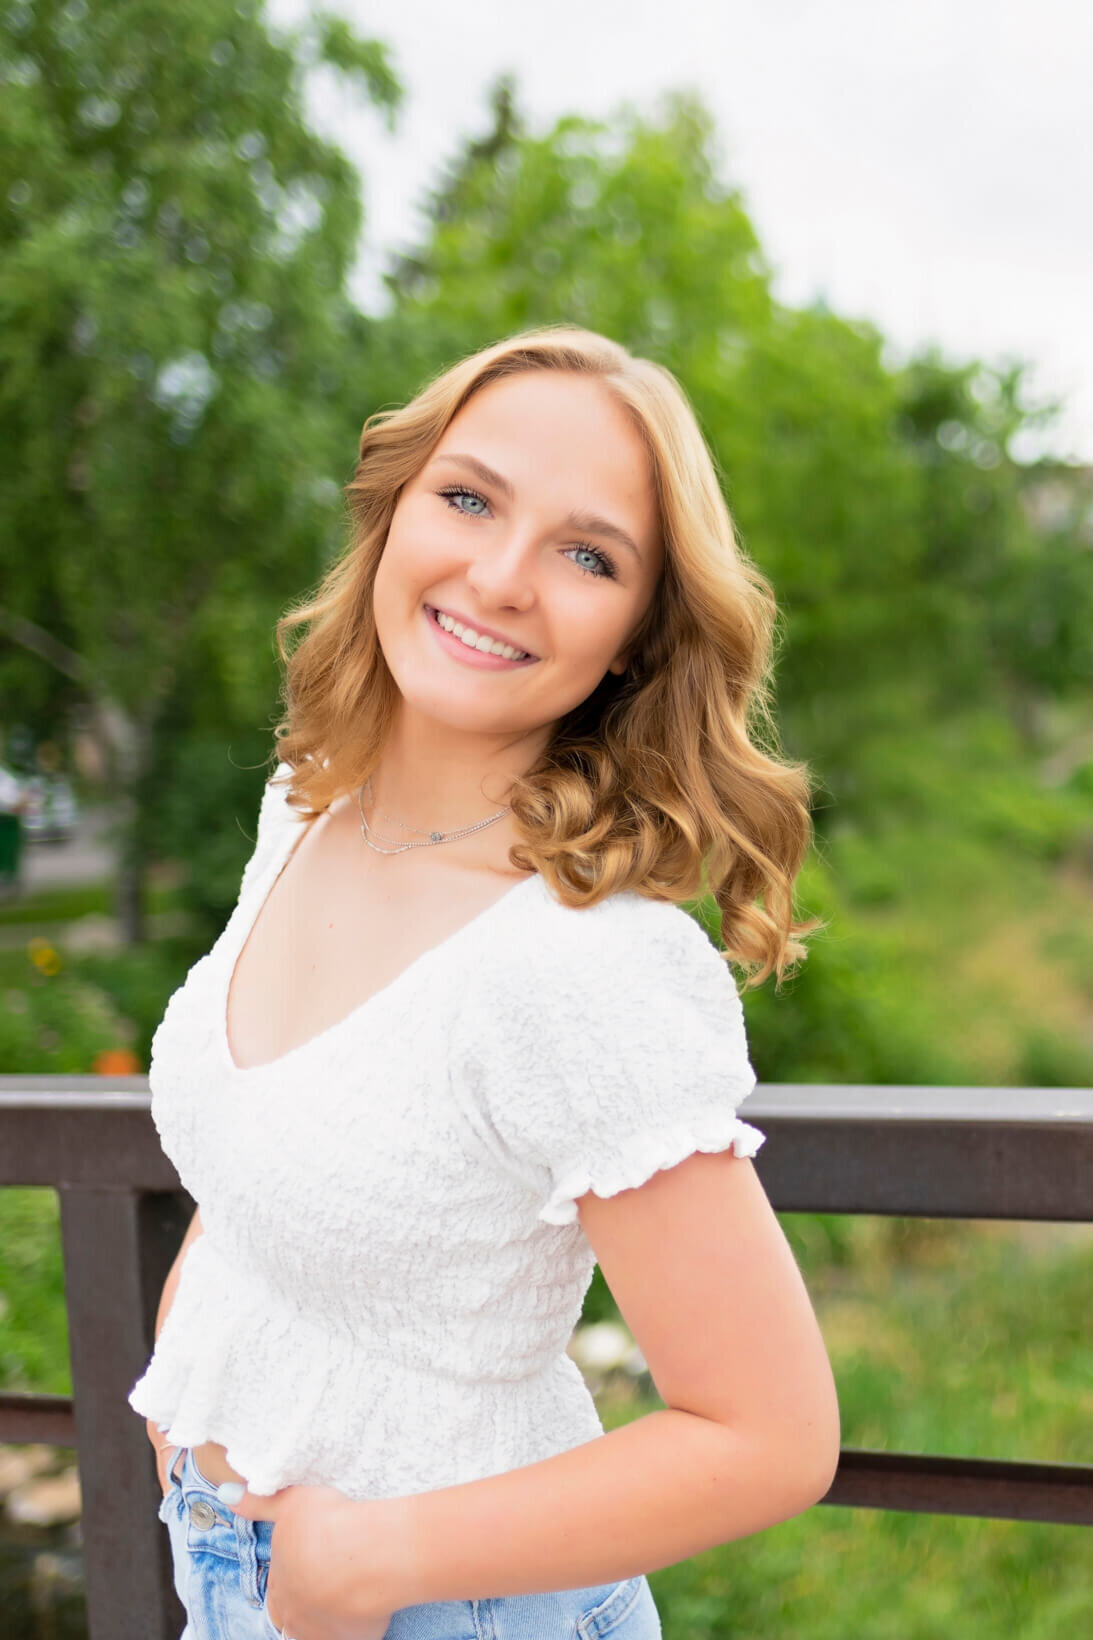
462, 526, 538, 612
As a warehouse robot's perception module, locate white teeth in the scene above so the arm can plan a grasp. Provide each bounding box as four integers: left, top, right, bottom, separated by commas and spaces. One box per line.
433, 608, 530, 661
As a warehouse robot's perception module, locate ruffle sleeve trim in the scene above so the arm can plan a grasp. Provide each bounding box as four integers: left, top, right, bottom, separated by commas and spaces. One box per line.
538, 1109, 767, 1227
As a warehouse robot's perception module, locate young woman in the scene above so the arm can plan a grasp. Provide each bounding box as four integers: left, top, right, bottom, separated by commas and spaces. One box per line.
129, 324, 838, 1640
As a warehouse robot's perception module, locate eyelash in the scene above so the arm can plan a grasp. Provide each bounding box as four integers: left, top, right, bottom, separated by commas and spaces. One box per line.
435, 485, 619, 581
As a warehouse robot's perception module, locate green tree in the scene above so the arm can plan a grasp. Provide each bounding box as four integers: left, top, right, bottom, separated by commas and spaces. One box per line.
0, 0, 402, 937
896, 353, 1093, 734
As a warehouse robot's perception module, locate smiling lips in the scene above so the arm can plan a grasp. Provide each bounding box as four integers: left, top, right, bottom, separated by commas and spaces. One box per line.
424, 604, 539, 667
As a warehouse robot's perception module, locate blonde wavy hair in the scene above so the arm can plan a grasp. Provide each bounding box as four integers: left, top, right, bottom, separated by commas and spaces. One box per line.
270, 323, 822, 990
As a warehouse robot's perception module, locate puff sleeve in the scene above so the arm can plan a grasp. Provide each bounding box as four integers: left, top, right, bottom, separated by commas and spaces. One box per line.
454, 893, 766, 1227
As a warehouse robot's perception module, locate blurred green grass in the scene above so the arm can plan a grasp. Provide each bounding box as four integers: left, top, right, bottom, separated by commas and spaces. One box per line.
0, 879, 181, 927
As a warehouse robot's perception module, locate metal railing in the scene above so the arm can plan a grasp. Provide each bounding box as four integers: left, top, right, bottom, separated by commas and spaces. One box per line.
2, 1076, 1091, 1639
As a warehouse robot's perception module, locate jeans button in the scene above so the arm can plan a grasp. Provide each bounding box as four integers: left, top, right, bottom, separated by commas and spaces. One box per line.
189, 1497, 218, 1529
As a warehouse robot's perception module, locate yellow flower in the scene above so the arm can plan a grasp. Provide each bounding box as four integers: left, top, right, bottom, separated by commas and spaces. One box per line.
28, 939, 62, 975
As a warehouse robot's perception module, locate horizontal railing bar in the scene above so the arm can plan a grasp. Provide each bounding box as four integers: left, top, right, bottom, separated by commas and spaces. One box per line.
2, 1386, 1087, 1529
745, 1088, 1093, 1220
0, 1081, 184, 1191
2, 1080, 1091, 1219
823, 1447, 1093, 1526
0, 1390, 77, 1446
748, 1084, 1093, 1123
4, 1078, 1090, 1119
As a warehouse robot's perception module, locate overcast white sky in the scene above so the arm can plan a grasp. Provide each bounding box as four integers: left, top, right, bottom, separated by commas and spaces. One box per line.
267, 0, 1091, 463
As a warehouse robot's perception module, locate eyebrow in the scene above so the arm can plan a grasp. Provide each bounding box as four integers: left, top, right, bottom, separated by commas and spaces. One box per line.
429, 452, 643, 564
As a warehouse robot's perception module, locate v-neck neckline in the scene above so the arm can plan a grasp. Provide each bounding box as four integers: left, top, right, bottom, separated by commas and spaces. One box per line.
219, 791, 542, 1079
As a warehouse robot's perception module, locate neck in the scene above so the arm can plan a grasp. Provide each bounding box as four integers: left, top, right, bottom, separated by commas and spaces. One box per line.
370, 706, 550, 833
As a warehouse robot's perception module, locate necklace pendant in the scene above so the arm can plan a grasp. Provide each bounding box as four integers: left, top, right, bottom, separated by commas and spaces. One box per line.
429, 830, 443, 843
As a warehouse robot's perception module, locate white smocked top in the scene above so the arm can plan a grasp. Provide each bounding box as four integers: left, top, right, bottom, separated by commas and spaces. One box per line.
127, 761, 765, 1501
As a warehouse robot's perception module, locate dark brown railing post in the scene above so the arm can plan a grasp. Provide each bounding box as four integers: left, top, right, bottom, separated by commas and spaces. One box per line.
0, 1078, 195, 1638
58, 1184, 192, 1640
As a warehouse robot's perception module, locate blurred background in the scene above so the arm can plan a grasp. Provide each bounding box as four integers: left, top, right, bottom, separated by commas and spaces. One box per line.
1, 2, 1090, 1634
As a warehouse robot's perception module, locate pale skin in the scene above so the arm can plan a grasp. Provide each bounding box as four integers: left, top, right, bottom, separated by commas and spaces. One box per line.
147, 369, 841, 1638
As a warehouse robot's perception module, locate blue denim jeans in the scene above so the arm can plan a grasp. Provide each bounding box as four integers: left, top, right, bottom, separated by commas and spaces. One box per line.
158, 1444, 662, 1638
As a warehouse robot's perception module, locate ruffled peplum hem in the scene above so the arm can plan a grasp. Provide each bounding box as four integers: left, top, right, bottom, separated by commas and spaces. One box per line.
128, 1237, 603, 1500
538, 1110, 767, 1226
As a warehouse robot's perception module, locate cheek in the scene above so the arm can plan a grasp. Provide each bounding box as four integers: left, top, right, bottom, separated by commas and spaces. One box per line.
556, 605, 630, 665
379, 510, 448, 590
373, 529, 418, 616
370, 549, 395, 632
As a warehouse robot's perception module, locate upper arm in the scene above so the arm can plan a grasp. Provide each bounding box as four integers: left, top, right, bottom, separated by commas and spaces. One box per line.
177, 1205, 204, 1264
577, 1151, 840, 1492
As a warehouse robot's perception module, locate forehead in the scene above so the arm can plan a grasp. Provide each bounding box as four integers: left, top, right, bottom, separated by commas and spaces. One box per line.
433, 371, 656, 532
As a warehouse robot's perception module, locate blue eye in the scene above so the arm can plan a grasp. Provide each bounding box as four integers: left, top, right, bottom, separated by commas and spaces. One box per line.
566, 544, 618, 580
437, 486, 489, 518
435, 486, 619, 581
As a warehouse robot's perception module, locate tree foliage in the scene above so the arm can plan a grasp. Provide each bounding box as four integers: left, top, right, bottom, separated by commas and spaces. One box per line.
0, 0, 403, 931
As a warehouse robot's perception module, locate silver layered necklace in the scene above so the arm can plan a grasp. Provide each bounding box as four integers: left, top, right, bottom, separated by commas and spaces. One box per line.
356, 774, 510, 856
